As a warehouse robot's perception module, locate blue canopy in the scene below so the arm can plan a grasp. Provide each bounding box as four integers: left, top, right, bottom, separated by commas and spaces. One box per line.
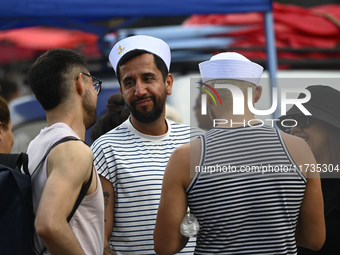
1, 0, 279, 119
1, 0, 272, 34
0, 0, 277, 76
1, 0, 277, 107
5, 0, 279, 149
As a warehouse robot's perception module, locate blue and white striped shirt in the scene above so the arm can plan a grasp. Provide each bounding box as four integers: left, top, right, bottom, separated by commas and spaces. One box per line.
92, 118, 200, 254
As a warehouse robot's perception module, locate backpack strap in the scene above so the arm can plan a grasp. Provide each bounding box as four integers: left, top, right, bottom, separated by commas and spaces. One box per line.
0, 152, 29, 174
36, 136, 94, 255
20, 153, 29, 175
67, 164, 93, 222
31, 137, 80, 176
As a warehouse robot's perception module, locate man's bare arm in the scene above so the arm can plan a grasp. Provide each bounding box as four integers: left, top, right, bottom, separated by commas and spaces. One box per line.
154, 142, 196, 255
101, 176, 115, 255
281, 132, 326, 251
35, 141, 95, 255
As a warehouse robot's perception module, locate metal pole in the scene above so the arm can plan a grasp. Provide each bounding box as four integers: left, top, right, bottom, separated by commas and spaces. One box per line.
264, 10, 279, 121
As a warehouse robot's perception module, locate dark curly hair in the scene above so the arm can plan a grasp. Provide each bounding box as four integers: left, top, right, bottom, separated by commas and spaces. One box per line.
91, 94, 130, 142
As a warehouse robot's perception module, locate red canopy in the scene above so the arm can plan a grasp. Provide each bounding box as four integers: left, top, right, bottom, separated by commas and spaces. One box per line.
184, 2, 340, 62
0, 26, 100, 64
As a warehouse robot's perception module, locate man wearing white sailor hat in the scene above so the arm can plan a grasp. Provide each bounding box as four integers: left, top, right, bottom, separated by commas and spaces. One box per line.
91, 35, 198, 255
197, 52, 264, 123
154, 52, 325, 254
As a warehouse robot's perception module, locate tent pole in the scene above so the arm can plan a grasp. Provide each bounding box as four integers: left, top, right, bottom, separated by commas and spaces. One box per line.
264, 10, 279, 121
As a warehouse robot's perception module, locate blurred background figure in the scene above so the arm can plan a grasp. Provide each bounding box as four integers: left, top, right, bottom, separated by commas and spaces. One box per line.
165, 103, 182, 123
277, 85, 340, 255
0, 95, 14, 153
91, 94, 130, 143
0, 79, 19, 103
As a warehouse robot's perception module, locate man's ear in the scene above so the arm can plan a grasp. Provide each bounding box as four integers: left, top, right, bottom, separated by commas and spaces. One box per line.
119, 86, 123, 95
165, 73, 173, 96
75, 73, 85, 95
254, 86, 262, 103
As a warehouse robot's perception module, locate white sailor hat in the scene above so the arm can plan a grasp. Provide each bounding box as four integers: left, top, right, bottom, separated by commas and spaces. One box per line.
199, 52, 263, 86
109, 35, 171, 73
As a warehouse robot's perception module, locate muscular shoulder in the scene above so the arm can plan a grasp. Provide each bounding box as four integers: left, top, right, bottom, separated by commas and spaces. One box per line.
171, 138, 201, 169
281, 131, 310, 152
280, 131, 316, 170
48, 140, 92, 176
171, 142, 190, 159
166, 139, 201, 188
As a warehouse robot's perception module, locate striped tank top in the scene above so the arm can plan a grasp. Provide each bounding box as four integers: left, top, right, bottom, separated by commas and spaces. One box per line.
187, 124, 306, 254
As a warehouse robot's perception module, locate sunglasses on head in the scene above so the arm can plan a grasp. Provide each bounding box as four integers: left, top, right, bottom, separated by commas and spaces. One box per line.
281, 115, 313, 133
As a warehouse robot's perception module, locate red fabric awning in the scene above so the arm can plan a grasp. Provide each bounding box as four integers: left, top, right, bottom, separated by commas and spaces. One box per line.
0, 26, 100, 64
183, 2, 340, 62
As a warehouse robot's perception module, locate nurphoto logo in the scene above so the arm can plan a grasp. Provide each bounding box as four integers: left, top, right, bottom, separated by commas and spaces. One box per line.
197, 82, 312, 128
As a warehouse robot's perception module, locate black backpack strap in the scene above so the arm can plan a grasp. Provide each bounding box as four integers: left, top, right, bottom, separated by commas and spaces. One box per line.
0, 152, 29, 174
67, 164, 93, 222
31, 137, 80, 176
20, 153, 29, 175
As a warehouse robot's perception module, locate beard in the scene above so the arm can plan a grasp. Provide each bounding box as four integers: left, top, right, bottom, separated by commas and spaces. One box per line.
82, 89, 97, 129
127, 88, 167, 124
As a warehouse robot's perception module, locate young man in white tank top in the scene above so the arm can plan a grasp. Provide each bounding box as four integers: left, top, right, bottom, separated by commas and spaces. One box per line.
26, 48, 104, 254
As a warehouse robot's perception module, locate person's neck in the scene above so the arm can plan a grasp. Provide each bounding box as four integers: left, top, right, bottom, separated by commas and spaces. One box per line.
46, 107, 86, 141
130, 115, 168, 136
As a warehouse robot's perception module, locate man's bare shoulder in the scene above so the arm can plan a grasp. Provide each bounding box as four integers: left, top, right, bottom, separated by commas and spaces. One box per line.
280, 131, 316, 172
172, 138, 201, 158
172, 142, 190, 160
48, 139, 92, 175
281, 131, 309, 151
169, 138, 202, 178
52, 138, 90, 154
